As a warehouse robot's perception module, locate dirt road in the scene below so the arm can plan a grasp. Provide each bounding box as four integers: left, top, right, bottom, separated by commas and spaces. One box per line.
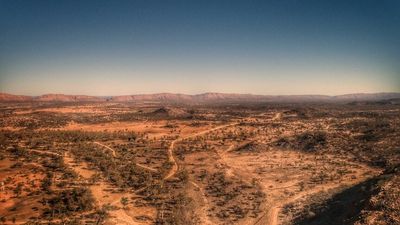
93, 141, 158, 172
64, 153, 155, 225
249, 158, 381, 225
254, 176, 375, 225
164, 122, 238, 180
214, 139, 381, 225
28, 149, 62, 157
93, 141, 116, 157
136, 163, 158, 172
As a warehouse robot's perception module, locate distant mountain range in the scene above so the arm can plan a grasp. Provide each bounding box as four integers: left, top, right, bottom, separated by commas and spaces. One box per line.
1, 92, 399, 103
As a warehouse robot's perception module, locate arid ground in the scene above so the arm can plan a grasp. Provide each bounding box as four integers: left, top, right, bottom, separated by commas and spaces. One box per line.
0, 101, 399, 225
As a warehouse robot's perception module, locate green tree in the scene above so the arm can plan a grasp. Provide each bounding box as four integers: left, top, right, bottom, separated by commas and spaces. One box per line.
120, 197, 129, 208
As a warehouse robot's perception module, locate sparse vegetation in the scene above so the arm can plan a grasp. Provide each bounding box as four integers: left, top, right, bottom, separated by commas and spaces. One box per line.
0, 102, 398, 225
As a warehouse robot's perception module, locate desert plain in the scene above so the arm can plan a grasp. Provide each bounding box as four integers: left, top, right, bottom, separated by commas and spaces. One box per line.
0, 95, 399, 225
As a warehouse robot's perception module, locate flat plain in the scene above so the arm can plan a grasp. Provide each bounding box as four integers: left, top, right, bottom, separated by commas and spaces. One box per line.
0, 100, 399, 225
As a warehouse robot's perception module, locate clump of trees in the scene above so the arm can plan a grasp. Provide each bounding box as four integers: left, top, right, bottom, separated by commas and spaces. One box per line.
43, 188, 94, 217
71, 143, 157, 189
11, 112, 70, 129
296, 131, 327, 151
275, 131, 327, 151
204, 172, 263, 222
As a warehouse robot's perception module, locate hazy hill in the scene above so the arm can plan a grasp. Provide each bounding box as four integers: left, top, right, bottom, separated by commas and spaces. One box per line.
0, 93, 33, 102
35, 94, 104, 102
1, 92, 399, 103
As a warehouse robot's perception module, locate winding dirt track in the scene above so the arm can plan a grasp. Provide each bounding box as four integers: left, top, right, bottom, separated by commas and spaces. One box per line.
251, 164, 381, 225
136, 163, 158, 172
164, 122, 238, 180
93, 141, 157, 172
214, 113, 381, 225
64, 152, 154, 225
28, 149, 62, 157
190, 181, 213, 225
93, 141, 116, 157
254, 179, 370, 225
93, 121, 238, 181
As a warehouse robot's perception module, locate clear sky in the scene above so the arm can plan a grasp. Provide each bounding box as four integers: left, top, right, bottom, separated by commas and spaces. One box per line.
0, 0, 399, 96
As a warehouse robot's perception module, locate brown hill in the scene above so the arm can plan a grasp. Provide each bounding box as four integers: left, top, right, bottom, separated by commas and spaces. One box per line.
148, 107, 192, 118
1, 92, 399, 103
110, 93, 192, 102
35, 94, 104, 102
0, 93, 33, 101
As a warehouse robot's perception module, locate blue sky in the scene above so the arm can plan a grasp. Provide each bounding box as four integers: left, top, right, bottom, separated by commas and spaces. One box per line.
0, 0, 399, 95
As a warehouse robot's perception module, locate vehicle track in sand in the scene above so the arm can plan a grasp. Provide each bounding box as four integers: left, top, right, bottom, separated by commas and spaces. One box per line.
164, 122, 239, 180
27, 149, 62, 157
224, 154, 382, 225
63, 152, 155, 225
93, 141, 158, 172
189, 181, 214, 225
93, 141, 116, 157
253, 173, 378, 225
251, 113, 382, 225
211, 117, 381, 225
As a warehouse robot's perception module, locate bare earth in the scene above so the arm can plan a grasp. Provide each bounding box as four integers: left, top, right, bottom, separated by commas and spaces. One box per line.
0, 102, 398, 225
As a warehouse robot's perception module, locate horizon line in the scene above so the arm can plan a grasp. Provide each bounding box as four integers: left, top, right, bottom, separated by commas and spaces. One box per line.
1, 91, 400, 97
